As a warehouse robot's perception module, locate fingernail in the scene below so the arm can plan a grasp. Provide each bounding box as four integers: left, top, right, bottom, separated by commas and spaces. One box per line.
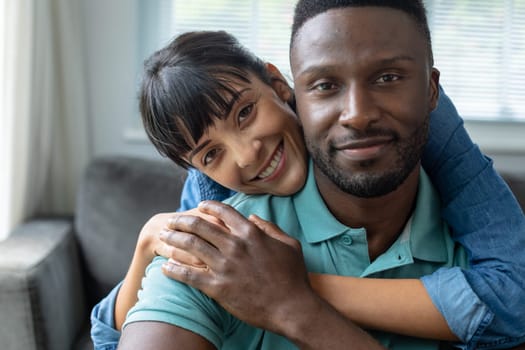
162, 259, 180, 272
168, 258, 180, 265
162, 262, 173, 272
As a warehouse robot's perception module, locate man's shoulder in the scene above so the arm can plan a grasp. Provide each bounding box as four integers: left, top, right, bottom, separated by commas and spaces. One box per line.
222, 193, 305, 241
224, 192, 295, 216
125, 256, 233, 348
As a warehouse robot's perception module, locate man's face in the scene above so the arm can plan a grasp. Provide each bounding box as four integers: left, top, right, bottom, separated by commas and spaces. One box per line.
291, 6, 439, 198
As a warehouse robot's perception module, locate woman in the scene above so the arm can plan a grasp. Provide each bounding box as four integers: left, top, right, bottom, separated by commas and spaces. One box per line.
91, 31, 525, 349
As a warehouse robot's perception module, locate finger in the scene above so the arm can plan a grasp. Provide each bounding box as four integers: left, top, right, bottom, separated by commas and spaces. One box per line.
197, 200, 255, 239
154, 237, 174, 258
165, 213, 233, 251
161, 259, 213, 294
166, 210, 226, 231
156, 239, 206, 268
159, 228, 221, 266
248, 214, 300, 249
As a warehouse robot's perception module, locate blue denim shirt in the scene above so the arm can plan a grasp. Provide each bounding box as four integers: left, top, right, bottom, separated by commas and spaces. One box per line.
420, 89, 525, 349
90, 87, 525, 350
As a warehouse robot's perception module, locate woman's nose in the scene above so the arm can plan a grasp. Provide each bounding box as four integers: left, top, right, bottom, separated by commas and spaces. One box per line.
233, 139, 262, 168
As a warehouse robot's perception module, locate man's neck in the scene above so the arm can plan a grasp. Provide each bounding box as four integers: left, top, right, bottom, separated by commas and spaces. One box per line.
314, 165, 421, 261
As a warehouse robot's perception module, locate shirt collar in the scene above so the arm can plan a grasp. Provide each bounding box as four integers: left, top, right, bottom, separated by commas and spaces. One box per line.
293, 159, 449, 263
408, 168, 449, 263
293, 159, 350, 243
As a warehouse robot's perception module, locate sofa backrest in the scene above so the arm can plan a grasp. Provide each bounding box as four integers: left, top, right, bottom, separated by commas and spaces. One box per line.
74, 156, 187, 306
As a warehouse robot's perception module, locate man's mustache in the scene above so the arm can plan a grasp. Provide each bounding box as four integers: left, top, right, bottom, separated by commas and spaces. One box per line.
330, 128, 399, 146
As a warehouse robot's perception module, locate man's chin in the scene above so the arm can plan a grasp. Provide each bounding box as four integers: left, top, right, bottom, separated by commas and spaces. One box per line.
324, 168, 410, 198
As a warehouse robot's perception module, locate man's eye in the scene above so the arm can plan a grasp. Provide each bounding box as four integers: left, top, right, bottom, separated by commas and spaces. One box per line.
376, 74, 400, 83
238, 104, 254, 123
314, 82, 337, 91
203, 148, 220, 166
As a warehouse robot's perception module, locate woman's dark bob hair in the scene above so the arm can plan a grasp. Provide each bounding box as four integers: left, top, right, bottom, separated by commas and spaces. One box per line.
139, 30, 275, 168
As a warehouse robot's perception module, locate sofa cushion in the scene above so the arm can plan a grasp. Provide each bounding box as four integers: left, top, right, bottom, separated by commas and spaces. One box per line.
74, 156, 187, 306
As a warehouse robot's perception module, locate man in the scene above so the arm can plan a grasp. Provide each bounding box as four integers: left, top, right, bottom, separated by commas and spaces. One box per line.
118, 1, 519, 349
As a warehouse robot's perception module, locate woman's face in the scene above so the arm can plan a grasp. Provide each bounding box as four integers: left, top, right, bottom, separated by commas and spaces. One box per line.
185, 68, 308, 196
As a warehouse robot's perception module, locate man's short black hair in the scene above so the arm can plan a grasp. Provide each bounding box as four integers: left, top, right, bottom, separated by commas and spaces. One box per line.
291, 0, 433, 64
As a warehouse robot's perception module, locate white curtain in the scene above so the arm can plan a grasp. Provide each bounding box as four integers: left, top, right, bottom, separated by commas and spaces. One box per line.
0, 0, 90, 240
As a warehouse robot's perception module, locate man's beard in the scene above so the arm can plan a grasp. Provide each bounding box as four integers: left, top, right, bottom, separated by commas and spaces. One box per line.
307, 118, 429, 198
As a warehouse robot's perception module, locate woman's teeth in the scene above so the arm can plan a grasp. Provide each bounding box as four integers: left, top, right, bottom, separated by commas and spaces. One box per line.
258, 147, 283, 179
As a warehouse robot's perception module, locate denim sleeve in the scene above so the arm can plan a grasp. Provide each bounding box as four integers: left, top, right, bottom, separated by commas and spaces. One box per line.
179, 168, 237, 211
421, 86, 525, 349
90, 168, 236, 348
90, 283, 122, 350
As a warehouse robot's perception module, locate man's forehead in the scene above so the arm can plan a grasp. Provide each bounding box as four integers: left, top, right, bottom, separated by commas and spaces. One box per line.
291, 7, 425, 74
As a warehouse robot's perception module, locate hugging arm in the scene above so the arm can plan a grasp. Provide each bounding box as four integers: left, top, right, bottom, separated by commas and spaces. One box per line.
157, 87, 525, 347
307, 87, 525, 346
114, 171, 235, 330
94, 88, 525, 348
156, 201, 384, 350
90, 170, 235, 350
420, 86, 525, 348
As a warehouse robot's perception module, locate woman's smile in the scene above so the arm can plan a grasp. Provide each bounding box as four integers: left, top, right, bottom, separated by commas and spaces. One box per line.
255, 142, 285, 181
187, 71, 307, 196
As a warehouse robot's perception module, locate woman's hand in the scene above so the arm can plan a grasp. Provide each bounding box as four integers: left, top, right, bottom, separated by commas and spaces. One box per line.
115, 208, 221, 329
140, 208, 225, 268
161, 202, 303, 276
136, 212, 174, 262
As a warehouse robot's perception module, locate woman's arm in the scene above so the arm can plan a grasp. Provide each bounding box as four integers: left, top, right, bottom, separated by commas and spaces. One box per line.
114, 170, 236, 330
93, 87, 525, 346
421, 86, 525, 348
309, 274, 456, 340
245, 213, 458, 341
90, 169, 236, 349
106, 170, 454, 341
114, 212, 175, 330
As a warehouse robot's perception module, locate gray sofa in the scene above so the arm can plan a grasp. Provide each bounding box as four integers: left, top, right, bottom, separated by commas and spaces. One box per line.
0, 156, 188, 350
0, 155, 523, 350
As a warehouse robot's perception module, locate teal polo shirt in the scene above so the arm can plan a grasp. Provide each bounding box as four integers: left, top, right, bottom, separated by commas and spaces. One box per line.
125, 160, 469, 349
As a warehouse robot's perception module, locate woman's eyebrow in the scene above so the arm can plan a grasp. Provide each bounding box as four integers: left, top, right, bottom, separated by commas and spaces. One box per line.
188, 139, 212, 164
187, 87, 252, 164
224, 87, 251, 114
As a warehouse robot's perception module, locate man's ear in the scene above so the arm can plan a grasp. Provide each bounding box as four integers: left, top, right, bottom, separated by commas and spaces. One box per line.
266, 62, 293, 103
429, 68, 440, 111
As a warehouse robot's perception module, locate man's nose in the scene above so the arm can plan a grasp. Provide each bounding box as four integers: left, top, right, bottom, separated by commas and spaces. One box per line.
233, 138, 262, 168
339, 85, 380, 130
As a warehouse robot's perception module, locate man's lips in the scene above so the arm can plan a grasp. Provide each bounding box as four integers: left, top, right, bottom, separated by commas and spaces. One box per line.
335, 136, 394, 161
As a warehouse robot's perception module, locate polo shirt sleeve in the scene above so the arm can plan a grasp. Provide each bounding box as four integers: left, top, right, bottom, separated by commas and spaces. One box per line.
124, 257, 230, 349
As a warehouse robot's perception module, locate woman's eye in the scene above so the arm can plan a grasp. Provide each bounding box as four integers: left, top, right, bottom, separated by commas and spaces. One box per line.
376, 74, 400, 83
238, 103, 254, 123
203, 148, 220, 166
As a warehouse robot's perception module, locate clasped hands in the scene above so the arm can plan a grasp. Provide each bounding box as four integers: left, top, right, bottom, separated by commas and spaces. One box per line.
140, 200, 314, 332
